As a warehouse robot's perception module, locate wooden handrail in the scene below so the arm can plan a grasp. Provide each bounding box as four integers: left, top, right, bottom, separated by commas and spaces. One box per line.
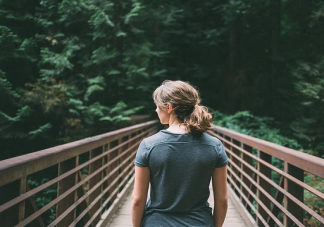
212, 125, 324, 178
210, 125, 324, 227
0, 120, 159, 227
0, 120, 158, 187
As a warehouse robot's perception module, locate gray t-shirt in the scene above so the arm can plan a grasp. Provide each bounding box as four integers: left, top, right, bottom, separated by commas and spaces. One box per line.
134, 130, 228, 227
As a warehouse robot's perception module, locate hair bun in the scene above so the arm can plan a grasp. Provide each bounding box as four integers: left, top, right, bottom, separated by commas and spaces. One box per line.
188, 105, 212, 134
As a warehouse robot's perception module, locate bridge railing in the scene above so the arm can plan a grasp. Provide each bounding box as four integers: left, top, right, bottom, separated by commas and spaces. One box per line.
0, 120, 159, 227
210, 125, 324, 227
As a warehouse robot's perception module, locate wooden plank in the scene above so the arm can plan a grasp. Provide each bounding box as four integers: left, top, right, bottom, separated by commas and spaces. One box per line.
226, 183, 257, 227
97, 175, 135, 227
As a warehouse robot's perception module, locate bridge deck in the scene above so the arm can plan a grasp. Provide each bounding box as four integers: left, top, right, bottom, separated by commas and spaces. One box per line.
106, 185, 249, 227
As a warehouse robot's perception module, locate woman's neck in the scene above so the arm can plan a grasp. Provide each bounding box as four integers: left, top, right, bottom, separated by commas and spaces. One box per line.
167, 119, 189, 134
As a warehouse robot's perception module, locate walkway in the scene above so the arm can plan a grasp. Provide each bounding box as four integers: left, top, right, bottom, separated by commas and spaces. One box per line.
107, 184, 249, 227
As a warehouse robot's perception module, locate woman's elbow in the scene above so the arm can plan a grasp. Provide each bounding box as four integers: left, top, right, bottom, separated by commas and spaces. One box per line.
131, 194, 146, 208
214, 197, 228, 205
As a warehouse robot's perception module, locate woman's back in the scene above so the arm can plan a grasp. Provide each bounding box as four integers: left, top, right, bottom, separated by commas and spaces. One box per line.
135, 130, 228, 226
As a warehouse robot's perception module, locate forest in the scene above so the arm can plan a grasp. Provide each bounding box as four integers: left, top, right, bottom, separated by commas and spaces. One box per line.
1, 0, 324, 161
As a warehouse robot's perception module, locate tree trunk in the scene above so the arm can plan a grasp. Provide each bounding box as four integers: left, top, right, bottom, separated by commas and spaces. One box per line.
225, 18, 241, 112
268, 0, 281, 112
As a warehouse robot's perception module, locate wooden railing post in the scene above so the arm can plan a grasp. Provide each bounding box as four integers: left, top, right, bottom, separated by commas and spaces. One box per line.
283, 163, 304, 226
224, 135, 232, 187
107, 140, 118, 202
232, 139, 241, 196
101, 145, 106, 208
118, 136, 129, 189
100, 142, 109, 211
0, 181, 19, 226
106, 142, 112, 199
242, 144, 253, 212
89, 147, 104, 226
57, 158, 77, 227
117, 138, 123, 187
257, 151, 271, 227
125, 134, 133, 177
19, 177, 27, 222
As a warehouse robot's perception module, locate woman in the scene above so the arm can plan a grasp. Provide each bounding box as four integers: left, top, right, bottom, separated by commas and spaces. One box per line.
132, 80, 228, 227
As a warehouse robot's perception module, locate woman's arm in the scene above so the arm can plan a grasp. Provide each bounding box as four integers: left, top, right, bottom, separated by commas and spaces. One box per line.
131, 166, 150, 227
212, 166, 228, 227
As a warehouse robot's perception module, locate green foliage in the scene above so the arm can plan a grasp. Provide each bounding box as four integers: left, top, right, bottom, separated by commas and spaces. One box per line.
0, 0, 170, 156
84, 85, 104, 101
0, 106, 32, 124
24, 79, 68, 113
27, 177, 57, 225
311, 1, 324, 21
28, 123, 52, 136
88, 4, 115, 31
0, 0, 323, 165
0, 70, 19, 98
125, 2, 143, 24
304, 174, 324, 227
0, 105, 34, 139
292, 57, 324, 158
212, 110, 301, 149
0, 26, 21, 56
221, 0, 264, 24
100, 101, 144, 122
39, 43, 77, 81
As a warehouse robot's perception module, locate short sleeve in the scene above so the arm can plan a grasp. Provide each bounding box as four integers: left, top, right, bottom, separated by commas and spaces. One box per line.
134, 140, 149, 167
215, 142, 228, 168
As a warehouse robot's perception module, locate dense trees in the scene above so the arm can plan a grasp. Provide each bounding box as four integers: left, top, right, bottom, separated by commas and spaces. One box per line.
0, 0, 168, 159
0, 0, 323, 159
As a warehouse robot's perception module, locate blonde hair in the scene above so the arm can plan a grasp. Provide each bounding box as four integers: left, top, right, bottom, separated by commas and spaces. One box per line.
153, 80, 212, 134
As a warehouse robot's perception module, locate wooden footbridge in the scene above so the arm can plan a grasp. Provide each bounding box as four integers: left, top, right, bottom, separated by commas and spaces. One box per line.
0, 120, 323, 227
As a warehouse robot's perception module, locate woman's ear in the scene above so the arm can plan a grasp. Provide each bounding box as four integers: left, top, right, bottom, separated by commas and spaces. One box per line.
167, 103, 174, 114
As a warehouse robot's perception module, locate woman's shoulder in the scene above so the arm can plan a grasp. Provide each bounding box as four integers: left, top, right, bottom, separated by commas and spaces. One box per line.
141, 130, 170, 149
196, 132, 220, 142
197, 132, 223, 146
